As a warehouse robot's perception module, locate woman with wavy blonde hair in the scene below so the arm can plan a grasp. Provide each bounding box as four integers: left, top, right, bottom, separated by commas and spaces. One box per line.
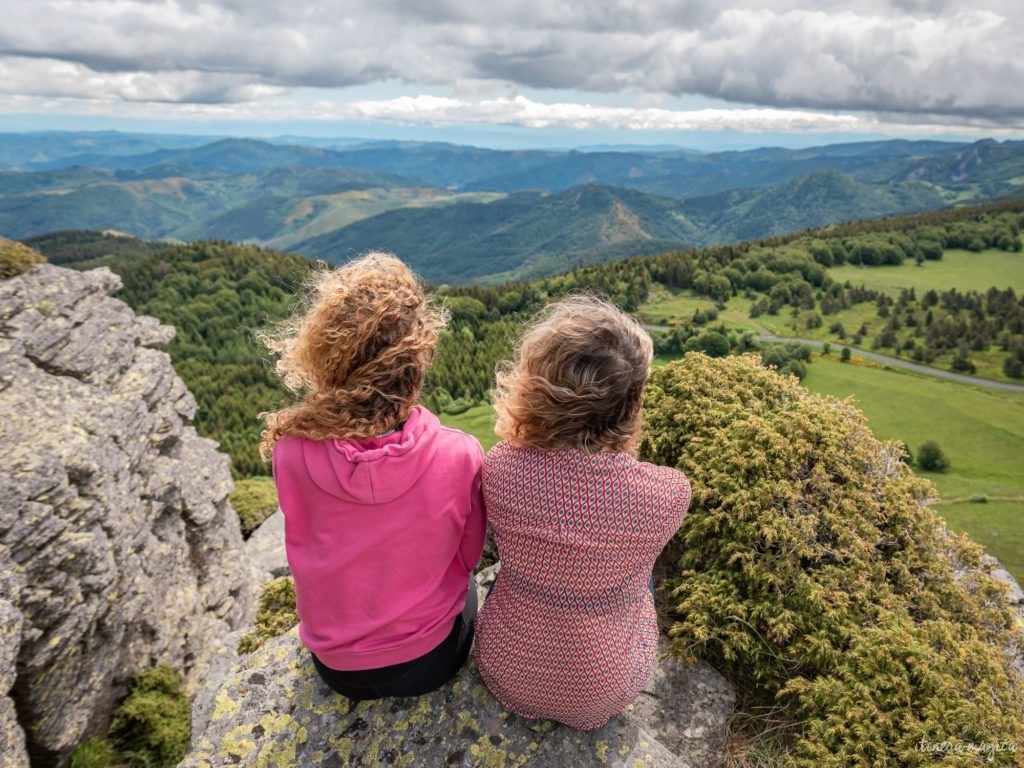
261, 252, 486, 700
474, 295, 691, 730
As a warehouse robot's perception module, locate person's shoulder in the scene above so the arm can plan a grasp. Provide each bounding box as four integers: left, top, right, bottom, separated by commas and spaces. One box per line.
270, 434, 312, 485
271, 433, 305, 464
482, 439, 527, 467
630, 456, 692, 496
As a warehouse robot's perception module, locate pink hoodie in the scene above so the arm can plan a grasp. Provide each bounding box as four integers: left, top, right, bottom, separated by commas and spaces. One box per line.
271, 405, 486, 670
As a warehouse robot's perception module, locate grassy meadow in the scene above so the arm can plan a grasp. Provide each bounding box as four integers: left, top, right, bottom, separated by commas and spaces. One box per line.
799, 354, 1024, 579
638, 245, 1024, 382
829, 247, 1024, 295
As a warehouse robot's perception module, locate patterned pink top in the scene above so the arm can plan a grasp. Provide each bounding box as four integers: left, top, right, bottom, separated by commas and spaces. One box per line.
474, 442, 691, 730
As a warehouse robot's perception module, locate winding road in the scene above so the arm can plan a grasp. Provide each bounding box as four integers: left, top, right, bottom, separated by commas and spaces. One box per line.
755, 334, 1024, 393
643, 322, 1024, 393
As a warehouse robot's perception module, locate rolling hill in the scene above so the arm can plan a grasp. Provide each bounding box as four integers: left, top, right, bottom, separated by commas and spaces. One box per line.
0, 163, 431, 240
678, 169, 948, 242
291, 184, 700, 282
289, 171, 948, 282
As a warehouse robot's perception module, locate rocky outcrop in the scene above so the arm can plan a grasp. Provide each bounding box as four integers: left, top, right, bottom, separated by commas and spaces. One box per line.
181, 567, 736, 768
246, 510, 289, 587
0, 263, 255, 765
1, 571, 28, 768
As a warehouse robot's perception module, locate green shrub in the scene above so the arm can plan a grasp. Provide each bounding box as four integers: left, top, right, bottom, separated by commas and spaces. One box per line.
69, 666, 190, 768
969, 494, 990, 504
684, 330, 731, 358
69, 737, 118, 768
441, 396, 475, 415
238, 576, 298, 654
0, 237, 44, 279
641, 354, 1024, 767
110, 665, 190, 768
229, 477, 279, 538
917, 440, 951, 473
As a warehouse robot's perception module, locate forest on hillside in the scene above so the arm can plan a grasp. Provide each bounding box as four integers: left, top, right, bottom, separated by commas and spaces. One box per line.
29, 197, 1024, 479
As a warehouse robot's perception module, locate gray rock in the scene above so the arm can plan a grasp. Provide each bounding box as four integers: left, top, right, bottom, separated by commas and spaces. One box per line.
983, 554, 1024, 614
188, 629, 249, 746
0, 264, 255, 765
979, 554, 1024, 676
180, 566, 735, 768
246, 511, 289, 587
1, 569, 28, 768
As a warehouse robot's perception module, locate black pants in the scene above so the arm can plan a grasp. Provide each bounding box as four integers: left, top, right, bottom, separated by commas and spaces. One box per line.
311, 578, 478, 702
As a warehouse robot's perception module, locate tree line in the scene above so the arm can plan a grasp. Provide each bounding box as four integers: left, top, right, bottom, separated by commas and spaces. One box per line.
50, 198, 1024, 477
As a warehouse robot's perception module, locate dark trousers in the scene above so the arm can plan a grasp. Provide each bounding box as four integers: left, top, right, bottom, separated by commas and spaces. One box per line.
310, 579, 478, 702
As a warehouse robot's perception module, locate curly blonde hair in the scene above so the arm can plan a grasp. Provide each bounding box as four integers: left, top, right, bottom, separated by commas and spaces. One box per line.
258, 252, 447, 458
493, 295, 654, 454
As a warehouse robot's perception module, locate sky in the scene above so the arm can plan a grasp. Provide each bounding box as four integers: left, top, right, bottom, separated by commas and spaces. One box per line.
1, 0, 1022, 150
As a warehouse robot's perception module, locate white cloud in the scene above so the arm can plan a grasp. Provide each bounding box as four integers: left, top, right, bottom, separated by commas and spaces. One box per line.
2, 90, 1018, 138
0, 0, 1022, 123
337, 95, 866, 133
0, 57, 287, 103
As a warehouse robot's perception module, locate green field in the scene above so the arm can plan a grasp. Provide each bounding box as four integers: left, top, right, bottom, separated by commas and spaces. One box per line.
640, 285, 761, 331
438, 404, 500, 451
639, 248, 1024, 382
829, 247, 1024, 295
802, 354, 1024, 580
938, 500, 1023, 581
639, 285, 883, 344
441, 355, 1024, 582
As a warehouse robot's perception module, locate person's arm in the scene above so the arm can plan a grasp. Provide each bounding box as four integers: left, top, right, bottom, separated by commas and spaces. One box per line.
271, 437, 307, 548
662, 470, 692, 541
458, 448, 487, 572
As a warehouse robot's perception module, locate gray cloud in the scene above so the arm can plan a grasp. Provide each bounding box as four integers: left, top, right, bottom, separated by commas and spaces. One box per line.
0, 0, 1021, 121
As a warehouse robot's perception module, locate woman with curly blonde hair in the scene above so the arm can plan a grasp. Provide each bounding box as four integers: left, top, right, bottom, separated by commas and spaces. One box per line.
261, 252, 486, 700
474, 295, 691, 730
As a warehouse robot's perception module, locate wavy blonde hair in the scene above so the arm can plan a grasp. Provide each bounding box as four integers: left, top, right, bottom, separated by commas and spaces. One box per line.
493, 295, 654, 454
258, 252, 447, 458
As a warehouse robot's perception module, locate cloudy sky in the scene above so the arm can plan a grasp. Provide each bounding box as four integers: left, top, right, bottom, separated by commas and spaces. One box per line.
1, 0, 1021, 148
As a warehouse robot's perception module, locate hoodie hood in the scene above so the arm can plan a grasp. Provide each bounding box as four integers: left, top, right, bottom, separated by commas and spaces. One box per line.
300, 405, 441, 504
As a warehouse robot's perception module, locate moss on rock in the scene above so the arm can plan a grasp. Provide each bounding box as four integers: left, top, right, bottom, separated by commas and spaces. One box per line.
184, 628, 734, 768
230, 477, 279, 538
0, 237, 44, 279
238, 577, 298, 654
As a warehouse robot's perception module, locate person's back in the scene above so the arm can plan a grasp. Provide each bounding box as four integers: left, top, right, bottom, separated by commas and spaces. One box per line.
260, 252, 486, 700
477, 443, 689, 729
273, 405, 484, 672
473, 295, 690, 729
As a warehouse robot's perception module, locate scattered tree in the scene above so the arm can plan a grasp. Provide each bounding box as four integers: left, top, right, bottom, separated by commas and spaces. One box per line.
917, 440, 951, 472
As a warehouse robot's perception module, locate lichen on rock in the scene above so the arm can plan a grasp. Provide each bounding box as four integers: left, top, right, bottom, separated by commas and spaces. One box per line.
0, 262, 255, 765
1, 570, 29, 768
181, 624, 735, 768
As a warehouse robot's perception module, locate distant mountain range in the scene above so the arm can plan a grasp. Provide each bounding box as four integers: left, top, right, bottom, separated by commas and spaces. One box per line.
293, 184, 699, 283
292, 172, 948, 283
2, 131, 1023, 282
